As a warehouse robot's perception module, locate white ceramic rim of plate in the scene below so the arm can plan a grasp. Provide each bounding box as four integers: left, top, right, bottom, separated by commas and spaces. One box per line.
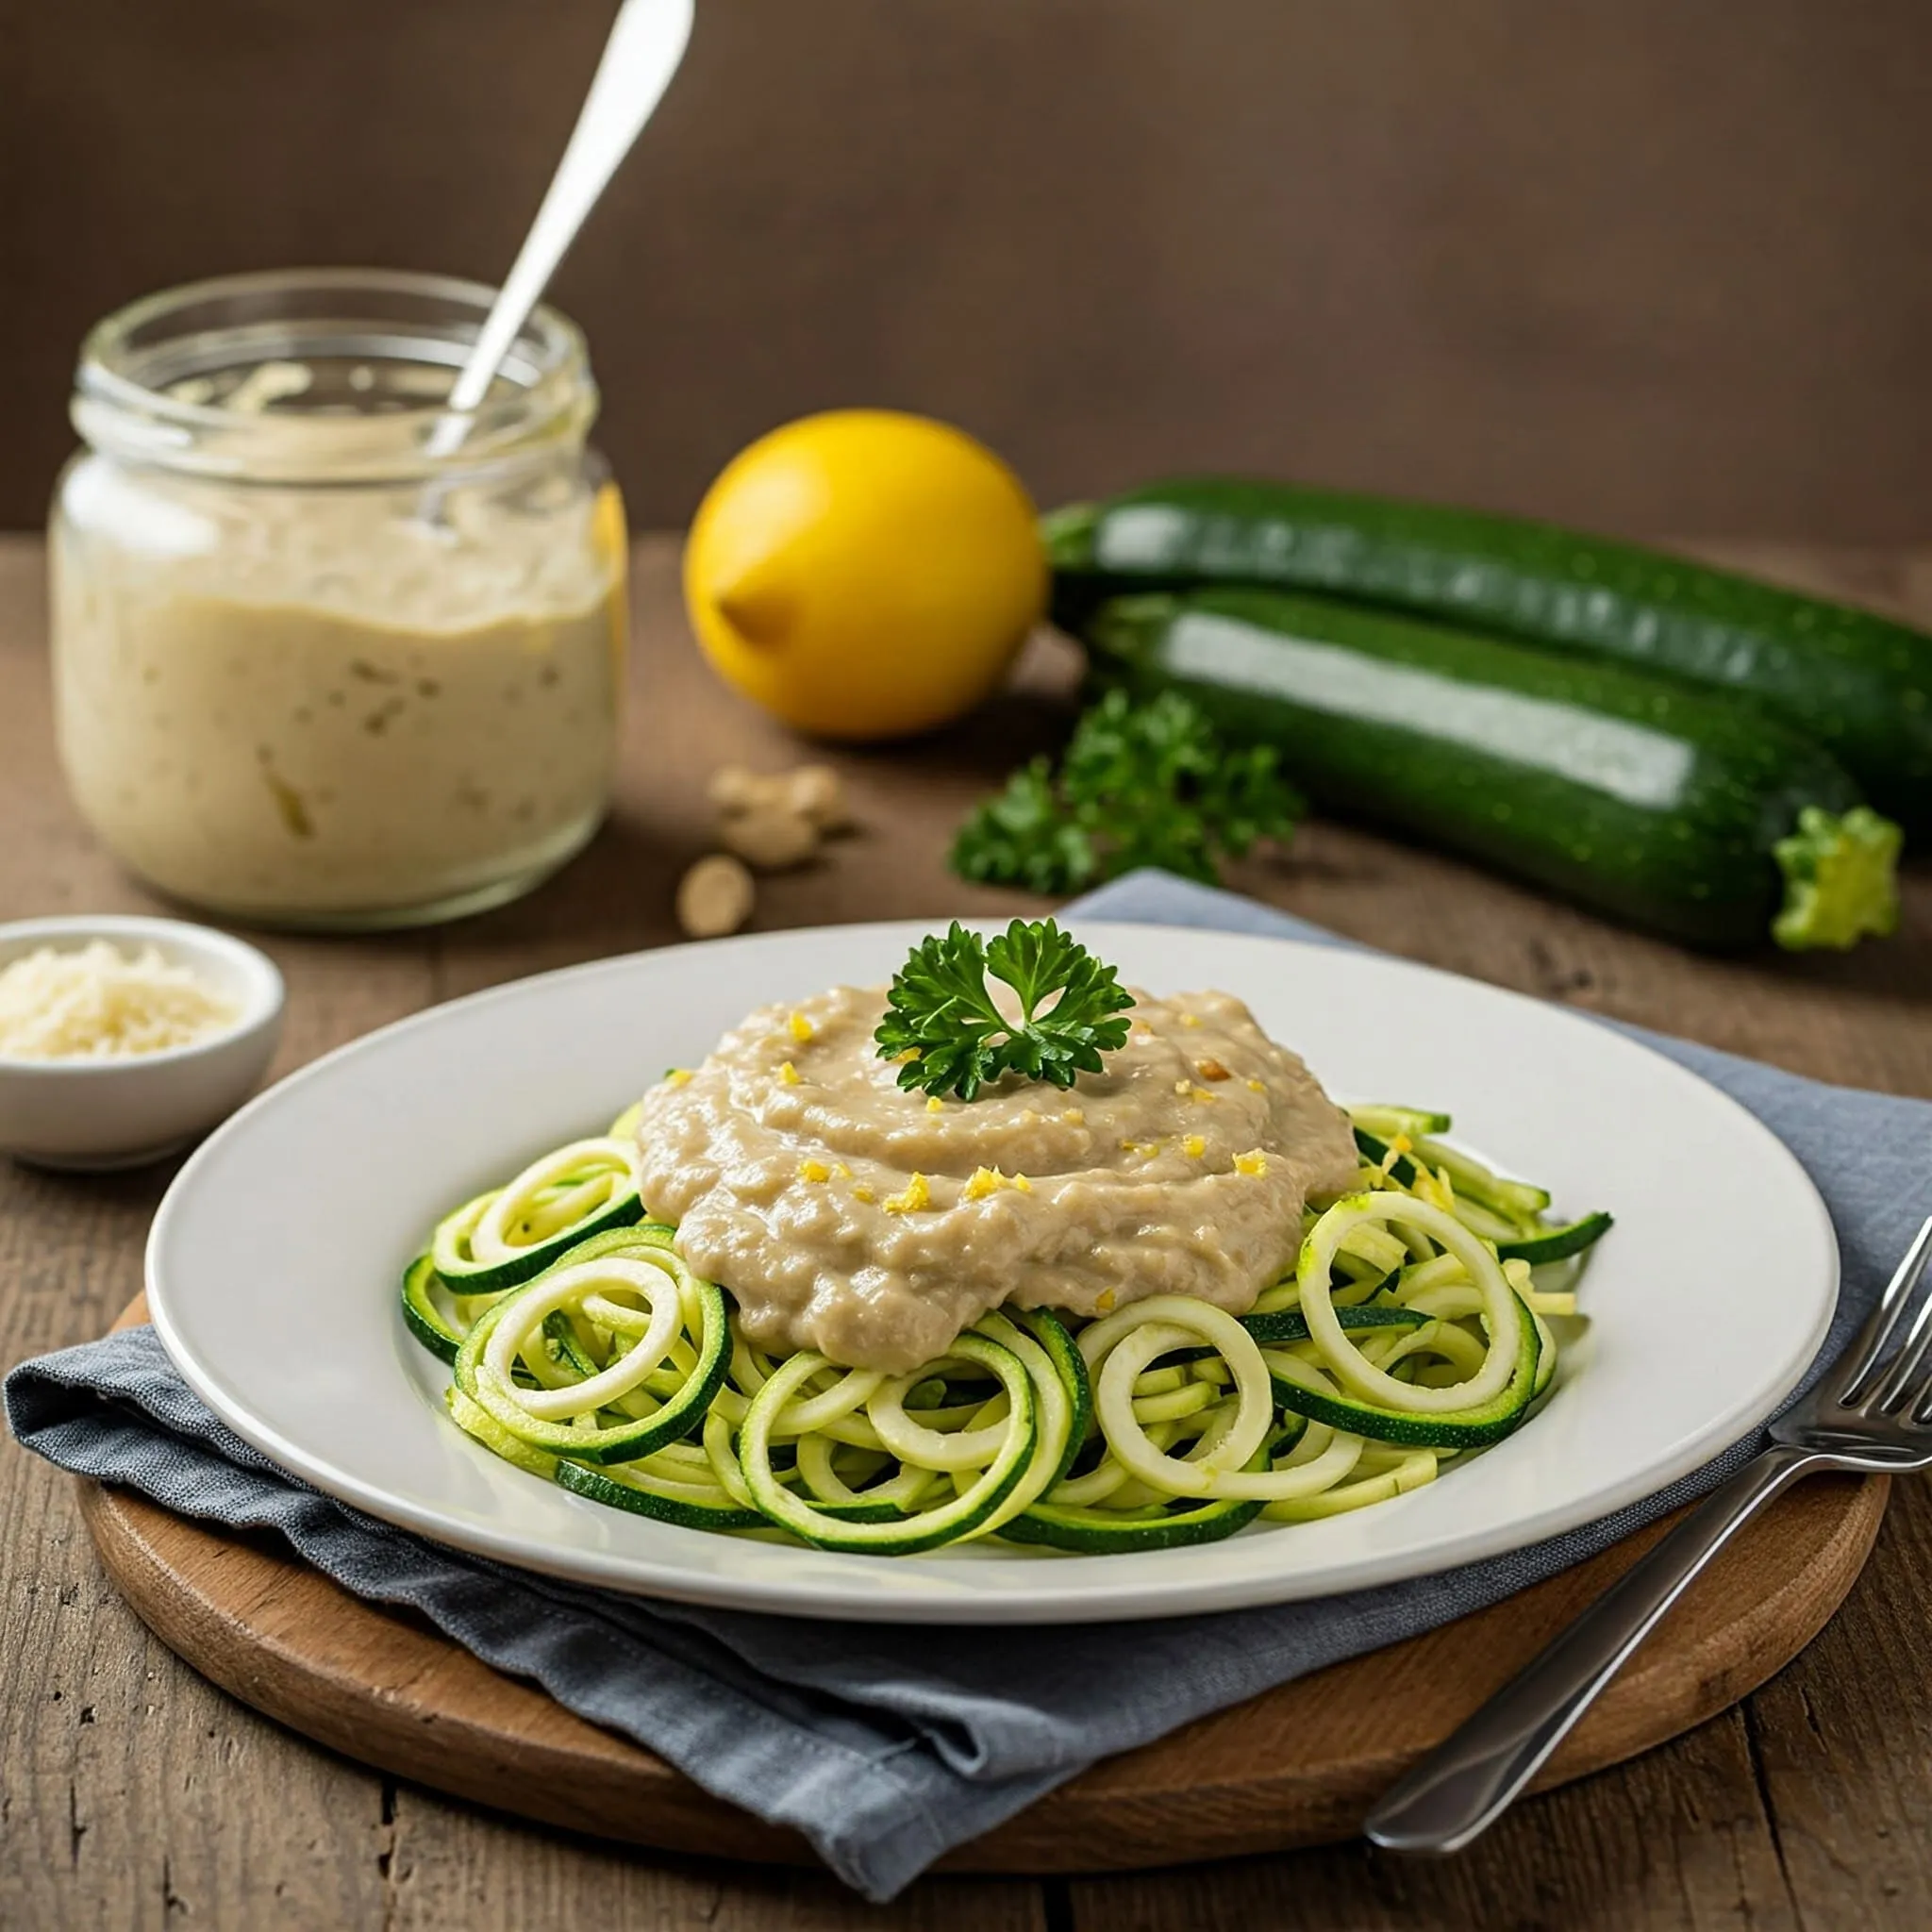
145, 920, 1839, 1624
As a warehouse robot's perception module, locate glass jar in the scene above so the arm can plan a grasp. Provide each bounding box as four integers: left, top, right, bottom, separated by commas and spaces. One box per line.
51, 269, 627, 929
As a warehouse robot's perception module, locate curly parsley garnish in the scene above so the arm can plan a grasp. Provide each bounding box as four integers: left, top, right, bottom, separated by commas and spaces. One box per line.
950, 689, 1304, 893
874, 919, 1135, 1102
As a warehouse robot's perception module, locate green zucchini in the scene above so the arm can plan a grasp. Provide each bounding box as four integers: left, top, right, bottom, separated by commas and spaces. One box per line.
1262, 1290, 1543, 1449
1083, 589, 1902, 952
1347, 1105, 1453, 1141
429, 1179, 646, 1294
1259, 1448, 1440, 1522
1351, 1110, 1556, 1222
1046, 479, 1932, 828
452, 1242, 731, 1466
995, 1495, 1265, 1553
554, 1457, 766, 1532
1004, 1307, 1092, 1487
1348, 1125, 1609, 1257
446, 1386, 558, 1479
400, 1252, 466, 1363
1495, 1212, 1615, 1265
1352, 1124, 1422, 1188
1001, 1423, 1285, 1553
738, 1331, 1043, 1554
1239, 1302, 1427, 1348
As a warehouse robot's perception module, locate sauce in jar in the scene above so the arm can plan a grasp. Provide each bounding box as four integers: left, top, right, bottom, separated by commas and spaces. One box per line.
51, 270, 627, 929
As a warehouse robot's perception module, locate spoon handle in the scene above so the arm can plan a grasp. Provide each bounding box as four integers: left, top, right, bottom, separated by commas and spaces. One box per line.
427, 0, 694, 456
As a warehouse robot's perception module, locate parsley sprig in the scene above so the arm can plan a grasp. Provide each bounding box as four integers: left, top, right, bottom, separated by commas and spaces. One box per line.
874, 919, 1135, 1102
950, 689, 1304, 893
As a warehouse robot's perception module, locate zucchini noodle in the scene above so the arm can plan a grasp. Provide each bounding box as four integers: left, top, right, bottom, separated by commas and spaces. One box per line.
399, 1098, 1605, 1556
1297, 1193, 1519, 1413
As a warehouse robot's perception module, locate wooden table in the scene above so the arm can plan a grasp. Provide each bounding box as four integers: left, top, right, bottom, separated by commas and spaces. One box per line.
4, 532, 1930, 1931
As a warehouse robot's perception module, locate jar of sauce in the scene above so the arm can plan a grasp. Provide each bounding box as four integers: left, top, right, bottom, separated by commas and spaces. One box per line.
51, 269, 627, 928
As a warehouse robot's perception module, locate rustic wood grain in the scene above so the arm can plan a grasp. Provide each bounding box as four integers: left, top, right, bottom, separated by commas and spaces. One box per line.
1067, 1711, 1807, 1932
71, 1386, 1889, 1875
1739, 1477, 1932, 1930
382, 1789, 1048, 1932
3, 1375, 391, 1932
4, 530, 1932, 1929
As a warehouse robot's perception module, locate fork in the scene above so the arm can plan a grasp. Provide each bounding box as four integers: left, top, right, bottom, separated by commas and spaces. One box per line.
1365, 1214, 1932, 1855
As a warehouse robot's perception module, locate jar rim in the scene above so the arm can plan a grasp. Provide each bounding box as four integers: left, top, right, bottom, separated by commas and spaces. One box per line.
73, 266, 598, 485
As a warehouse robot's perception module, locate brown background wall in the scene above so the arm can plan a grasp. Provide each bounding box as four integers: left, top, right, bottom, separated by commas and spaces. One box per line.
7, 0, 1930, 538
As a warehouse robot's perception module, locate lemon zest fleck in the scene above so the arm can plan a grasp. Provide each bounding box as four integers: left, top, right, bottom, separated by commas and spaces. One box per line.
1062, 1108, 1086, 1125
788, 1010, 815, 1044
1235, 1149, 1269, 1177
1012, 1174, 1033, 1193
1246, 1078, 1266, 1093
884, 1173, 931, 1214
1413, 1171, 1453, 1211
778, 1061, 800, 1086
852, 1185, 876, 1204
1178, 1012, 1201, 1029
1184, 1134, 1207, 1158
963, 1166, 1003, 1202
664, 1068, 693, 1088
797, 1158, 831, 1184
926, 1095, 944, 1114
1096, 1289, 1117, 1314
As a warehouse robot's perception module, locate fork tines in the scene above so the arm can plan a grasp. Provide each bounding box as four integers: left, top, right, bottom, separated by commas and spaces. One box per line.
1830, 1217, 1932, 1418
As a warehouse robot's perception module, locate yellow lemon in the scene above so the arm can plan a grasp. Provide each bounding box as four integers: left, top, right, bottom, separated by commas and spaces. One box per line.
683, 409, 1045, 740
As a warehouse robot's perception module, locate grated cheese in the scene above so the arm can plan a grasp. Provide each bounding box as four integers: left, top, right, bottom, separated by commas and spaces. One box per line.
0, 941, 239, 1059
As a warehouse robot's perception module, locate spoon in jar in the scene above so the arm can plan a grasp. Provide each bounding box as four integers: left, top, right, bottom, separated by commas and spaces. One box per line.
423, 0, 695, 466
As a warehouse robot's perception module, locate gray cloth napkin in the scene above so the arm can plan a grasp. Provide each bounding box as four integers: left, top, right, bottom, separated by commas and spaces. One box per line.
8, 872, 1930, 1900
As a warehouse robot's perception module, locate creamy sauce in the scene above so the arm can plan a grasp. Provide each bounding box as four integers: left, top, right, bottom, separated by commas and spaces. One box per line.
635, 985, 1359, 1373
52, 468, 623, 921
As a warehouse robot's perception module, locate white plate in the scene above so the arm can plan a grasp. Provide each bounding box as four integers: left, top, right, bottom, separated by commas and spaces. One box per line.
147, 921, 1838, 1624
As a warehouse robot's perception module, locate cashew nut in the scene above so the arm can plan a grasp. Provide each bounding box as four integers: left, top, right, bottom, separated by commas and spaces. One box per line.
782, 764, 852, 832
718, 804, 821, 870
676, 854, 757, 939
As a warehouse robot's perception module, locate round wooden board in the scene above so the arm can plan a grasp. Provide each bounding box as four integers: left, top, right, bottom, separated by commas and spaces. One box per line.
81, 1295, 1888, 1876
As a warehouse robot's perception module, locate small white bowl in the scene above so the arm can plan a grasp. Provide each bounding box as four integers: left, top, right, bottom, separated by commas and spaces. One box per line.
0, 915, 285, 1171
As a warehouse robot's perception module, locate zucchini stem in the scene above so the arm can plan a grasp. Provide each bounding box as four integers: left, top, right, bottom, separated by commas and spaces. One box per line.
1772, 805, 1903, 950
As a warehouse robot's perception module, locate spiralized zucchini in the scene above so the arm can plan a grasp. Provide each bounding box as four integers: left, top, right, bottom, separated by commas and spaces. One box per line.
401, 1102, 1605, 1556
